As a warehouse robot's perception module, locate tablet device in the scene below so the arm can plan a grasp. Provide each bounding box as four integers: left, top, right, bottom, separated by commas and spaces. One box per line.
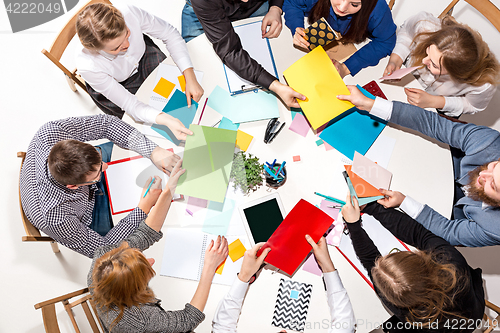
239, 193, 286, 246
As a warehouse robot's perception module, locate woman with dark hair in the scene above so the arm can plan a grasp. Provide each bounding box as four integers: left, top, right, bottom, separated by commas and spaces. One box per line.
282, 0, 396, 77
383, 12, 499, 117
341, 196, 485, 332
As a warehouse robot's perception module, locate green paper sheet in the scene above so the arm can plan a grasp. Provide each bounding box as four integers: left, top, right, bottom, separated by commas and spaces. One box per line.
176, 125, 237, 203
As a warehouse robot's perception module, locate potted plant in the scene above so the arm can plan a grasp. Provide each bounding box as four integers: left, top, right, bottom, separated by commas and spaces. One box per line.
230, 151, 264, 195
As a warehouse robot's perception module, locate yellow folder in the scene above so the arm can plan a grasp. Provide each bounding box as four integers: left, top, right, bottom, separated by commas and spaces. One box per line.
283, 46, 354, 129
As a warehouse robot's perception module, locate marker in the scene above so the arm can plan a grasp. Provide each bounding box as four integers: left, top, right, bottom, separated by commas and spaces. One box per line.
264, 165, 279, 180
314, 192, 346, 205
197, 98, 208, 125
143, 178, 155, 198
276, 161, 286, 178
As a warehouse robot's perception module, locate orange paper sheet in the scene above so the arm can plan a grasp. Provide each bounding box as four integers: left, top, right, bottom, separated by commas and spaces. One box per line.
153, 78, 175, 99
228, 239, 246, 262
216, 259, 226, 275
345, 165, 382, 197
178, 75, 186, 92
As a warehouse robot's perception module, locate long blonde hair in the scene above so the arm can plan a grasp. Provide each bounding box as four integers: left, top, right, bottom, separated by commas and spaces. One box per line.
76, 3, 127, 51
372, 250, 468, 327
410, 16, 499, 86
91, 242, 156, 330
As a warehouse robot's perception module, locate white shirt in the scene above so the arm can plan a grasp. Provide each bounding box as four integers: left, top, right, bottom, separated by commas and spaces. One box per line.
212, 271, 356, 333
392, 11, 496, 117
76, 4, 193, 124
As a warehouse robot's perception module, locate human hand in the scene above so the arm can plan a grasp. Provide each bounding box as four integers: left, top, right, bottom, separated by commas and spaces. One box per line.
377, 189, 406, 208
150, 146, 180, 176
204, 236, 229, 272
269, 80, 306, 108
332, 59, 350, 78
383, 61, 402, 78
305, 235, 335, 273
238, 242, 271, 283
262, 6, 282, 38
166, 159, 185, 195
337, 85, 375, 111
404, 88, 445, 109
293, 27, 309, 49
183, 68, 204, 107
155, 113, 193, 141
341, 194, 360, 223
138, 176, 162, 214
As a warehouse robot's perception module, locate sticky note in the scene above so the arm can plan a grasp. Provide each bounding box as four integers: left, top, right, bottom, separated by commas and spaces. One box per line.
216, 259, 226, 275
290, 290, 299, 299
316, 139, 323, 146
228, 239, 246, 262
289, 113, 310, 137
177, 75, 186, 92
153, 78, 175, 99
293, 155, 301, 162
235, 130, 253, 151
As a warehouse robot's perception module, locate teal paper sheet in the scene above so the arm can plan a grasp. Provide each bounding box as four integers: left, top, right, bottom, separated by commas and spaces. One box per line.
152, 89, 198, 145
218, 117, 240, 131
208, 86, 279, 123
202, 198, 236, 235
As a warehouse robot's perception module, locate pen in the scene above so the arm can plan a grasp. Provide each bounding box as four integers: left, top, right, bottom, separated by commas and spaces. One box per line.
212, 119, 221, 127
276, 161, 286, 178
197, 98, 208, 125
143, 178, 155, 198
264, 165, 279, 180
314, 192, 346, 205
327, 205, 343, 209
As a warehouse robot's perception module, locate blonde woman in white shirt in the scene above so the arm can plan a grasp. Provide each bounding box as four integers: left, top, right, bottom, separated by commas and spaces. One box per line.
383, 11, 499, 117
76, 3, 203, 141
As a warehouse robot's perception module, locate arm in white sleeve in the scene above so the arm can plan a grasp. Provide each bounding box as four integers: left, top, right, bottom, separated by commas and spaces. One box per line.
370, 97, 393, 121
212, 278, 249, 333
442, 83, 496, 117
324, 271, 356, 333
400, 196, 425, 219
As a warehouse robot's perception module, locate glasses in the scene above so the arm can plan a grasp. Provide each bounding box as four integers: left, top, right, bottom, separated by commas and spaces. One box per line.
81, 147, 103, 185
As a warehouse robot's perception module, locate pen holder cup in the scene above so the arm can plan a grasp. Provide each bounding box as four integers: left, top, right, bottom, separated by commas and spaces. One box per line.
265, 164, 287, 189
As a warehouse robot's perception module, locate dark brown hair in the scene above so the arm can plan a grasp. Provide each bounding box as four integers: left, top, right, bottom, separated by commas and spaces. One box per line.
372, 250, 468, 326
308, 0, 377, 44
410, 16, 500, 86
91, 242, 156, 330
48, 139, 101, 185
76, 3, 127, 51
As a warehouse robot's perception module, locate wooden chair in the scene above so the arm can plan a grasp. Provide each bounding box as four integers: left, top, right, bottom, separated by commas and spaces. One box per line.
41, 0, 112, 93
18, 152, 60, 253
34, 288, 103, 333
438, 0, 500, 33
484, 299, 500, 333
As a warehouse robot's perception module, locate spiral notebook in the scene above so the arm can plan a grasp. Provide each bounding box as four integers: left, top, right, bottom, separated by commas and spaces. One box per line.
272, 279, 313, 332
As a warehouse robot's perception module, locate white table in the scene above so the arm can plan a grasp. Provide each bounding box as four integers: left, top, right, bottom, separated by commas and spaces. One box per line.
112, 18, 453, 333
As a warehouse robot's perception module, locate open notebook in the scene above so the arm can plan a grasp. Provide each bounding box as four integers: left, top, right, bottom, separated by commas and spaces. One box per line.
160, 229, 249, 286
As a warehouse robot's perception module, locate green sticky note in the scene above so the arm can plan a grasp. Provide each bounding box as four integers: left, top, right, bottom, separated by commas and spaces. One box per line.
176, 125, 237, 203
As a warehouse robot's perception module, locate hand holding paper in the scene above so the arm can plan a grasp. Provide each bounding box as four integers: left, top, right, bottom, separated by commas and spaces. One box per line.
341, 194, 360, 223
156, 113, 194, 141
204, 236, 229, 272
337, 85, 375, 112
305, 235, 334, 273
238, 242, 271, 282
380, 66, 418, 80
150, 146, 180, 175
377, 189, 406, 209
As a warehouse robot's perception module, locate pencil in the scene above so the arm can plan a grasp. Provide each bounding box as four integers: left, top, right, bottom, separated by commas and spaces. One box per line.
197, 98, 208, 125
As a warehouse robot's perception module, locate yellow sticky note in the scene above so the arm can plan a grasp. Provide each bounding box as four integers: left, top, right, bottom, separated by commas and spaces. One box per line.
283, 46, 354, 129
216, 259, 226, 275
153, 78, 175, 99
178, 75, 186, 92
228, 239, 246, 262
235, 130, 253, 151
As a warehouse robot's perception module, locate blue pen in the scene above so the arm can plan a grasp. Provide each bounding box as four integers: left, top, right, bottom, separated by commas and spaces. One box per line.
276, 161, 286, 177
271, 159, 276, 168
314, 192, 346, 205
143, 178, 155, 198
264, 165, 279, 180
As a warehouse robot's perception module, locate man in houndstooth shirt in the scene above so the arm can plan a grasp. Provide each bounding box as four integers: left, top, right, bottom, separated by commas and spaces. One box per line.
20, 114, 179, 258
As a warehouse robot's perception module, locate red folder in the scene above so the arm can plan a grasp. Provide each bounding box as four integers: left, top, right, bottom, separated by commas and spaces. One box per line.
259, 199, 334, 276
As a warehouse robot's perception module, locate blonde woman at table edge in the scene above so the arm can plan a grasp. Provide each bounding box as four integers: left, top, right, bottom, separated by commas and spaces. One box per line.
88, 160, 230, 333
384, 11, 500, 118
76, 3, 203, 141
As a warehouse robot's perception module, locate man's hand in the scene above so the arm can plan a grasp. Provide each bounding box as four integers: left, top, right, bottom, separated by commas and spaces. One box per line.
337, 85, 375, 112
293, 27, 309, 49
238, 242, 271, 283
305, 235, 335, 273
404, 88, 445, 109
332, 59, 350, 78
150, 146, 180, 175
138, 176, 162, 214
269, 80, 306, 108
183, 68, 204, 107
166, 159, 185, 195
341, 194, 360, 223
156, 113, 194, 141
377, 189, 406, 208
262, 6, 282, 38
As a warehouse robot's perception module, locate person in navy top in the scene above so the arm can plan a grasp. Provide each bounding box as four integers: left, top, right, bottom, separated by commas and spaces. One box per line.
283, 0, 396, 77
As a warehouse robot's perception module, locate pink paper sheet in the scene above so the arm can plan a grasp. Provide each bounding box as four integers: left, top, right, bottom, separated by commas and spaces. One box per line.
185, 196, 208, 216
380, 66, 419, 80
319, 200, 343, 246
289, 113, 310, 137
302, 254, 323, 276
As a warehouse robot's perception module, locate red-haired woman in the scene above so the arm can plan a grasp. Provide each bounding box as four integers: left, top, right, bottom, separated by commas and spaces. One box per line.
283, 0, 396, 78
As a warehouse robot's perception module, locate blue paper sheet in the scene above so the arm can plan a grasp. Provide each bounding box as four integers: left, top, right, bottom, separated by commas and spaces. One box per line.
152, 89, 198, 145
202, 198, 236, 235
218, 117, 240, 131
208, 86, 279, 123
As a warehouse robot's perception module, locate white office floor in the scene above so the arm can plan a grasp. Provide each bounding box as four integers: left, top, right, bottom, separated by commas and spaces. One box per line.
1, 0, 500, 332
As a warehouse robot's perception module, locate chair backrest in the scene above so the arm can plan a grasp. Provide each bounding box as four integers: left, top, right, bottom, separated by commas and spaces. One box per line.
484, 299, 500, 333
388, 0, 395, 10
17, 152, 60, 253
34, 288, 104, 333
41, 0, 112, 92
438, 0, 500, 33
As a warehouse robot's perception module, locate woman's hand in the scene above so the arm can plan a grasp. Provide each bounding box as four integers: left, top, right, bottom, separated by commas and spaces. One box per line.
293, 27, 310, 49
377, 189, 406, 208
341, 194, 360, 223
183, 68, 204, 107
383, 53, 403, 78
238, 242, 271, 283
262, 6, 283, 38
269, 80, 306, 108
156, 113, 194, 141
138, 176, 162, 214
337, 85, 375, 112
150, 146, 180, 175
404, 88, 445, 109
305, 235, 335, 273
332, 59, 350, 78
166, 159, 185, 195
204, 236, 229, 272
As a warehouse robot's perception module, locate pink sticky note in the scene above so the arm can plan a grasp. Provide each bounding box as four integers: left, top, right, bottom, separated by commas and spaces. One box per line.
293, 155, 301, 162
289, 113, 310, 137
302, 254, 323, 276
319, 200, 343, 246
380, 66, 419, 80
185, 197, 208, 216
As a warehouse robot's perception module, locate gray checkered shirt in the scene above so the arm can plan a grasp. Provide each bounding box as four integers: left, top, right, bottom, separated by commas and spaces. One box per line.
20, 115, 157, 258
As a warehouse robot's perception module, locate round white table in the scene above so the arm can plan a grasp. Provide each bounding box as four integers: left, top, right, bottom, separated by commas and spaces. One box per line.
112, 18, 453, 333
